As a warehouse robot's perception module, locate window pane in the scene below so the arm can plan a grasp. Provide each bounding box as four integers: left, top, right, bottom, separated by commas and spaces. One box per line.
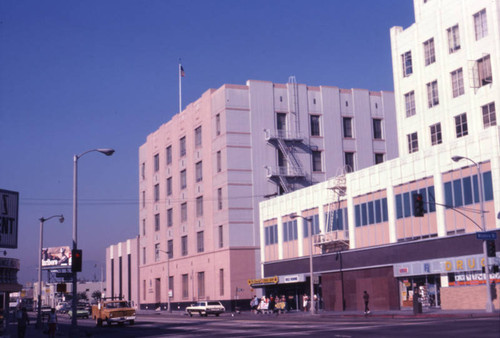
444, 182, 453, 209
453, 179, 463, 207
395, 195, 403, 219
355, 205, 361, 227
403, 192, 411, 217
375, 200, 382, 223
463, 177, 473, 205
483, 171, 493, 201
368, 201, 374, 224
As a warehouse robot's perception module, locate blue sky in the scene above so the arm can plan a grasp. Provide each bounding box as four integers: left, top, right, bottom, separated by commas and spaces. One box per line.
0, 0, 414, 283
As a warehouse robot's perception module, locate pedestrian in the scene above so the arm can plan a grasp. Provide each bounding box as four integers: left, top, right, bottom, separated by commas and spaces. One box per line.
17, 307, 30, 338
363, 291, 370, 314
303, 294, 309, 312
48, 308, 58, 338
250, 295, 259, 313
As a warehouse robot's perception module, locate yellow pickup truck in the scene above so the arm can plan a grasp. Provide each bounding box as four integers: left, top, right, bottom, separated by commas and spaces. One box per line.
91, 299, 136, 326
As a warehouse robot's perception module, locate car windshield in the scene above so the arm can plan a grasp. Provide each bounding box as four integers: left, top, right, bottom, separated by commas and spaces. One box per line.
207, 302, 221, 306
105, 301, 130, 309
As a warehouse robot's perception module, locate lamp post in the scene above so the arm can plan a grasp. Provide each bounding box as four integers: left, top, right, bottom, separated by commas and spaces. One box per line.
290, 214, 315, 314
72, 148, 114, 332
451, 155, 494, 313
336, 250, 346, 311
36, 214, 64, 328
157, 249, 171, 313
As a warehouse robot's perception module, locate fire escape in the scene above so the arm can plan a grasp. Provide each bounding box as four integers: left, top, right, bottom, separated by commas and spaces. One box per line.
265, 76, 306, 194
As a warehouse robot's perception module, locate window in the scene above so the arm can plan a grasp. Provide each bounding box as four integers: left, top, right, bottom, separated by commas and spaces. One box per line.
455, 113, 468, 138
216, 114, 221, 136
373, 119, 382, 139
197, 272, 205, 298
196, 196, 203, 217
167, 240, 173, 259
181, 202, 187, 222
344, 152, 354, 172
197, 231, 204, 253
218, 225, 223, 248
404, 91, 416, 117
375, 153, 384, 164
426, 80, 439, 107
276, 113, 287, 137
181, 236, 188, 256
154, 154, 159, 172
180, 170, 186, 189
142, 219, 146, 236
154, 184, 160, 202
142, 247, 146, 265
195, 161, 203, 182
401, 51, 413, 77
407, 132, 418, 153
194, 126, 202, 148
482, 102, 496, 128
142, 191, 145, 208
343, 117, 353, 138
447, 24, 460, 53
167, 208, 173, 227
166, 177, 172, 196
143, 280, 146, 300
154, 213, 160, 231
217, 188, 222, 210
168, 276, 174, 298
474, 9, 488, 40
141, 162, 145, 179
219, 269, 224, 296
477, 55, 492, 86
312, 151, 322, 172
182, 274, 189, 298
430, 123, 442, 145
179, 136, 186, 157
310, 115, 320, 136
423, 38, 435, 66
451, 68, 464, 97
216, 151, 222, 172
166, 146, 172, 165
154, 243, 160, 262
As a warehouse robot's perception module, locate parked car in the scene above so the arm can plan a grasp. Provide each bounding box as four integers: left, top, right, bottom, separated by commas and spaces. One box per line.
92, 300, 136, 326
186, 301, 225, 317
56, 302, 70, 313
68, 306, 90, 319
40, 306, 52, 319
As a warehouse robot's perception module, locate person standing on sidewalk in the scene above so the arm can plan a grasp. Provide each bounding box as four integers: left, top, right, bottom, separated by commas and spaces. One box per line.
16, 307, 30, 338
48, 308, 58, 338
363, 291, 370, 314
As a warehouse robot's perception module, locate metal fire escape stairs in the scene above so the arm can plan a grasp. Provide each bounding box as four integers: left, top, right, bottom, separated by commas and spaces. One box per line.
314, 169, 350, 253
265, 76, 305, 194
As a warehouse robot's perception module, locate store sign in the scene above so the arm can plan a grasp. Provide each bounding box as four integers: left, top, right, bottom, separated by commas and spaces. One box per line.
280, 274, 305, 284
0, 189, 19, 249
247, 276, 278, 287
394, 253, 498, 277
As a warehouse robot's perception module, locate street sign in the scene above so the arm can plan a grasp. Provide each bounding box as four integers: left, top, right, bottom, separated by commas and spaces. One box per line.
476, 232, 497, 240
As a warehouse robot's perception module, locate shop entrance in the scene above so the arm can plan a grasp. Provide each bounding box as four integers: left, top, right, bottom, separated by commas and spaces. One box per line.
399, 275, 440, 308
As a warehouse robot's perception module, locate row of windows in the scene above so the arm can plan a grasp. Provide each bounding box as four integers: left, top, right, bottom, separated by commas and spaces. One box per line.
395, 186, 436, 219
444, 171, 493, 209
145, 225, 225, 264
355, 198, 388, 227
406, 102, 496, 154
325, 208, 348, 232
401, 8, 489, 79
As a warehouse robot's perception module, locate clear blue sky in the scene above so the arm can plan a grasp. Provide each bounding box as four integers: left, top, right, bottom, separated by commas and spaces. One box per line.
0, 0, 414, 284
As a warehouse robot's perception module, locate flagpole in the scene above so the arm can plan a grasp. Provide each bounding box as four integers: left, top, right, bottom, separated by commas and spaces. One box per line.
178, 61, 182, 114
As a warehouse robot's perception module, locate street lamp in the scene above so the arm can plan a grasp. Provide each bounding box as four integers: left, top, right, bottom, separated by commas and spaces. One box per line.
157, 249, 171, 313
36, 214, 64, 328
451, 155, 494, 313
72, 148, 114, 331
290, 213, 315, 314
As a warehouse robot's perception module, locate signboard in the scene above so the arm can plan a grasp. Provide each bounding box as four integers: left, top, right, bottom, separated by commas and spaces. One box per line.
247, 276, 278, 287
280, 274, 306, 284
476, 231, 497, 240
42, 246, 72, 269
0, 189, 19, 248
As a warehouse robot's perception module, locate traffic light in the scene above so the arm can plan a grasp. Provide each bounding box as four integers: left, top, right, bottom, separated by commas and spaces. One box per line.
413, 193, 425, 217
486, 240, 496, 257
72, 249, 82, 272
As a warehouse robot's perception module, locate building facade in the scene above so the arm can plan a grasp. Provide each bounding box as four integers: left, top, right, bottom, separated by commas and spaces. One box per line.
258, 0, 500, 311
137, 79, 397, 309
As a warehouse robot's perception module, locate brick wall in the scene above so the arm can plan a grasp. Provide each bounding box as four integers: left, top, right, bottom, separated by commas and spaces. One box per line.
441, 285, 500, 310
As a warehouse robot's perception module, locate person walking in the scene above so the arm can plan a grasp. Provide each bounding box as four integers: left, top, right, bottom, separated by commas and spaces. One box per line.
17, 307, 30, 338
48, 308, 58, 338
363, 291, 370, 314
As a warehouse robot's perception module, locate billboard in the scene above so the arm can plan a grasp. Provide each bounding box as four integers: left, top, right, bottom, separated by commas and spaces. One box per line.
41, 246, 72, 269
0, 189, 19, 248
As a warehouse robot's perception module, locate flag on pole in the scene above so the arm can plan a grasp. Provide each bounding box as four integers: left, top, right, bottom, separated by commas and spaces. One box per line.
180, 65, 185, 77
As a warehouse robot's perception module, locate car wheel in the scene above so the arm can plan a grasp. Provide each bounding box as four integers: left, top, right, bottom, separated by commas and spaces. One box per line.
198, 311, 203, 317
188, 311, 192, 317
216, 313, 220, 317
96, 318, 102, 327
106, 318, 111, 326
129, 320, 135, 325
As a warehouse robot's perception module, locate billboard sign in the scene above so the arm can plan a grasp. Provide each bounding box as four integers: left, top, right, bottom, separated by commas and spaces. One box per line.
0, 189, 19, 248
41, 246, 72, 269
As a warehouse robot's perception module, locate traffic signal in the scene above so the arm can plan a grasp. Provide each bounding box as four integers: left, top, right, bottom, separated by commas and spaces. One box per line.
413, 193, 425, 217
72, 249, 82, 272
486, 240, 496, 257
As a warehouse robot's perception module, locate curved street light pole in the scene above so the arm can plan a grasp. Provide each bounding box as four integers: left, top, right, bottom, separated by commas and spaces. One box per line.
157, 249, 171, 313
451, 155, 493, 313
72, 148, 115, 332
36, 214, 64, 329
290, 214, 315, 314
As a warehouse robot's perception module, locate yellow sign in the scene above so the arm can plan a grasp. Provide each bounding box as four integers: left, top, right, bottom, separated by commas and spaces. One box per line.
247, 276, 278, 287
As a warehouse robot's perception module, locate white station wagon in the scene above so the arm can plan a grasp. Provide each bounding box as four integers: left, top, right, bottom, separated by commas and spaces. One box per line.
186, 301, 225, 317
